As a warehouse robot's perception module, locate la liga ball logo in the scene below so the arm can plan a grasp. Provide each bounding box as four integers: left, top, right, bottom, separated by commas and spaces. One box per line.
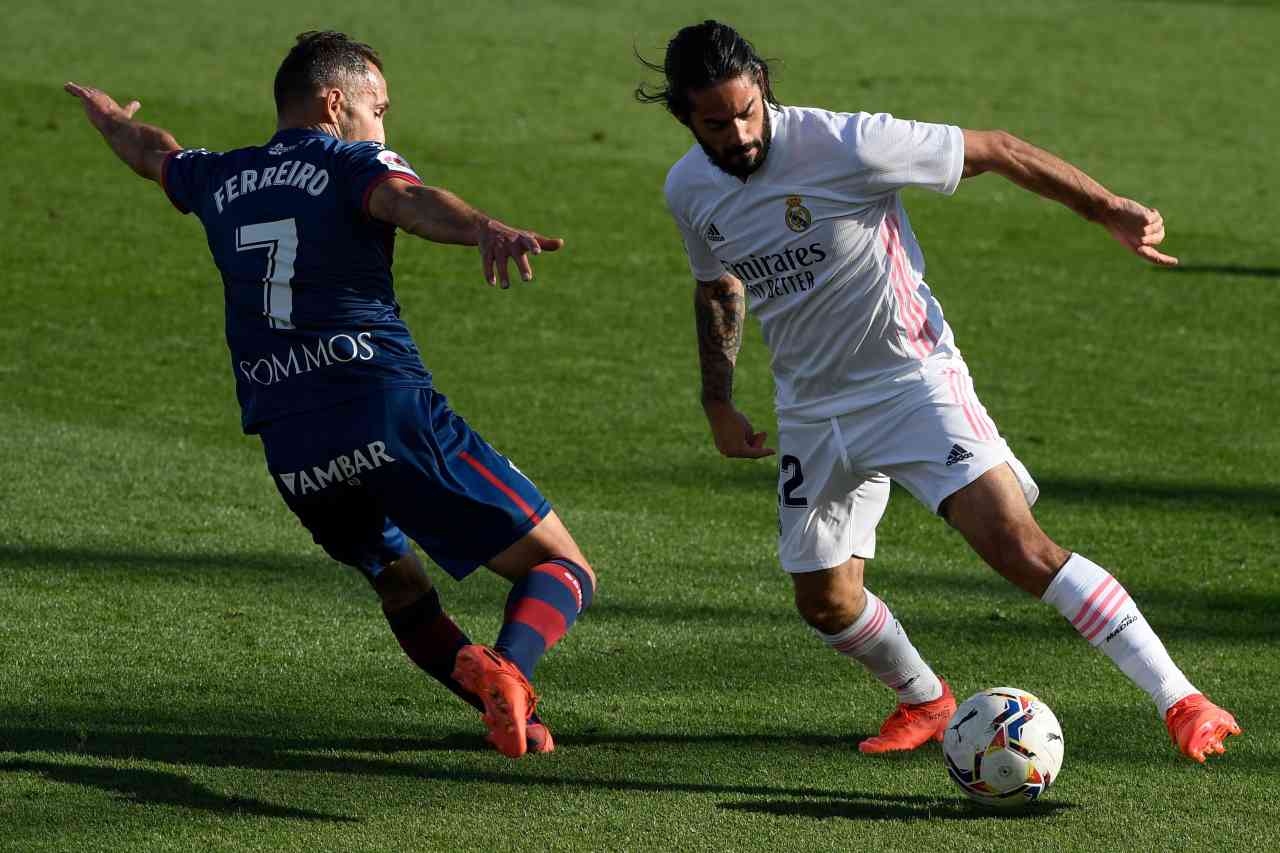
785, 195, 812, 232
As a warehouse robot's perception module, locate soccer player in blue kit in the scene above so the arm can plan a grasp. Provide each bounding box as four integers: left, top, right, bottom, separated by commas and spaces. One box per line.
65, 31, 594, 759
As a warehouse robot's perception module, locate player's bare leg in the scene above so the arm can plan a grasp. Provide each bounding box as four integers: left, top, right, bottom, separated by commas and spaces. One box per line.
793, 560, 954, 753
486, 511, 594, 585
939, 463, 1067, 596
452, 511, 596, 757
943, 464, 1241, 762
374, 548, 435, 610
792, 558, 867, 635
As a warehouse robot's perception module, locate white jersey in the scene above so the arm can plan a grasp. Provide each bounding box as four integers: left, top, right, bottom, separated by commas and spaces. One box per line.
665, 105, 965, 422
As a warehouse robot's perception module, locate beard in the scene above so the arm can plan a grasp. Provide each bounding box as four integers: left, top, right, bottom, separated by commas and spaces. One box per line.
698, 106, 772, 180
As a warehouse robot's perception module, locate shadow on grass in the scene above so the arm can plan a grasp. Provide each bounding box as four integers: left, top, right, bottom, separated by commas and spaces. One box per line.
1, 726, 861, 776
1, 717, 1260, 831
3, 722, 1261, 783
1, 542, 1272, 645
587, 579, 1277, 642
1157, 264, 1280, 279
0, 544, 321, 576
337, 730, 859, 754
1034, 476, 1280, 519
611, 464, 1280, 521
0, 725, 976, 819
2, 474, 1273, 580
718, 797, 1075, 821
0, 725, 982, 809
1, 759, 357, 822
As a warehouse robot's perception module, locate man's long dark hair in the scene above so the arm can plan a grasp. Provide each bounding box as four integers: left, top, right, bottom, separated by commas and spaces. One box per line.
635, 20, 778, 123
273, 31, 382, 115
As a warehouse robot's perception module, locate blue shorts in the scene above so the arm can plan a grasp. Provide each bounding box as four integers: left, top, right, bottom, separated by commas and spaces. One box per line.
258, 387, 551, 581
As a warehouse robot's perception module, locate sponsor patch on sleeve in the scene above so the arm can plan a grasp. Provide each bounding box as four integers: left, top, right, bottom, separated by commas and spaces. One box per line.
376, 149, 420, 178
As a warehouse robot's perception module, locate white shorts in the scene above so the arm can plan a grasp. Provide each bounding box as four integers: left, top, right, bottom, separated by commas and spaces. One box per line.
776, 357, 1038, 573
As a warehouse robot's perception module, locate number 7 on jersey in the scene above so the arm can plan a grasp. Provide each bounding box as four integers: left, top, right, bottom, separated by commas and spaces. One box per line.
236, 218, 298, 329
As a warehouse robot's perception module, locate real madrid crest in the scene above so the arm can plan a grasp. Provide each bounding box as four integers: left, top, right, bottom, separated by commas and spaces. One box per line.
785, 196, 812, 233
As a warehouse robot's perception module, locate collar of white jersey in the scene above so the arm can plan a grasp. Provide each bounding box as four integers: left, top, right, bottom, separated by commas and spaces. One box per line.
704, 103, 784, 187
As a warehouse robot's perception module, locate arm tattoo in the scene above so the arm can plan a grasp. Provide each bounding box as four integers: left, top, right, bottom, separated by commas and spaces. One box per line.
694, 278, 746, 405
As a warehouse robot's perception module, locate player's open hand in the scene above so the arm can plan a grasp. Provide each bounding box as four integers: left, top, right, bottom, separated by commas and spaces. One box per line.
478, 218, 564, 289
1099, 195, 1178, 267
705, 401, 775, 459
64, 82, 140, 135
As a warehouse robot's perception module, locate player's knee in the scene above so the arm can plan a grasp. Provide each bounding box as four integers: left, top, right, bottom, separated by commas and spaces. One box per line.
372, 550, 433, 610
577, 558, 598, 600
982, 526, 1067, 596
541, 523, 596, 600
1013, 530, 1066, 574
794, 588, 860, 634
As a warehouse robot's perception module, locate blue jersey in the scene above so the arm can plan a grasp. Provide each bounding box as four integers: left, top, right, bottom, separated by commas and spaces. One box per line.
161, 128, 432, 433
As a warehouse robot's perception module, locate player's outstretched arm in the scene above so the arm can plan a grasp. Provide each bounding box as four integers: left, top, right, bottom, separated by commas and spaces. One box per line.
961, 129, 1177, 266
695, 274, 774, 459
368, 180, 564, 288
64, 82, 179, 183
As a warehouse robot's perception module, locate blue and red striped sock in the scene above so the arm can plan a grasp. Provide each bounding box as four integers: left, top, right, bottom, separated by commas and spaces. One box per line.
496, 558, 595, 679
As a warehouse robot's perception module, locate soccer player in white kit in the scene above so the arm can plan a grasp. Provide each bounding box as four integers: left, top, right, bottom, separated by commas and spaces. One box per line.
642, 20, 1240, 762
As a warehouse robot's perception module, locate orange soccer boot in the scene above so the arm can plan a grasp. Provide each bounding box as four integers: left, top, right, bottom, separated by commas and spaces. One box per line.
487, 719, 555, 755
1165, 694, 1242, 763
525, 721, 556, 754
453, 645, 538, 758
859, 680, 956, 754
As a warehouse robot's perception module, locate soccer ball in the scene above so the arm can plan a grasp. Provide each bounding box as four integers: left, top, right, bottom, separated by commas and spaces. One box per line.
942, 687, 1064, 809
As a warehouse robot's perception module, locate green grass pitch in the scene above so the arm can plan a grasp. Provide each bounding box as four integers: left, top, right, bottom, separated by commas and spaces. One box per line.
3, 1, 1278, 850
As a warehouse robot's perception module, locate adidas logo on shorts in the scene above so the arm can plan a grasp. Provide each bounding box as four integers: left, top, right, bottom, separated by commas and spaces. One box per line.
706, 222, 725, 242
945, 444, 974, 466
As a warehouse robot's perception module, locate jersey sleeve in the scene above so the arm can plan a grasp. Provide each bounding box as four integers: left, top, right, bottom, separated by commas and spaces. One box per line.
664, 179, 723, 282
841, 112, 964, 197
335, 143, 425, 216
160, 148, 221, 214
672, 214, 724, 282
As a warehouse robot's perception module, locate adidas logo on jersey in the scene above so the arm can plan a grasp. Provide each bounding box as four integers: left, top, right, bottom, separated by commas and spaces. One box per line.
945, 444, 974, 466
706, 222, 725, 242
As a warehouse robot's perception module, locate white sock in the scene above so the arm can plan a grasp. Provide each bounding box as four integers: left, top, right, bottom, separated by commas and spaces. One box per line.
1042, 553, 1196, 716
819, 590, 943, 705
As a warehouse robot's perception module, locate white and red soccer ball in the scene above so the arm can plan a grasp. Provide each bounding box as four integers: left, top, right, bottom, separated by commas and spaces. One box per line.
942, 687, 1065, 808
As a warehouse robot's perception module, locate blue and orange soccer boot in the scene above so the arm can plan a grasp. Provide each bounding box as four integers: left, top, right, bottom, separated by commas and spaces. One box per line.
1165, 694, 1241, 763
858, 680, 956, 754
453, 644, 538, 758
